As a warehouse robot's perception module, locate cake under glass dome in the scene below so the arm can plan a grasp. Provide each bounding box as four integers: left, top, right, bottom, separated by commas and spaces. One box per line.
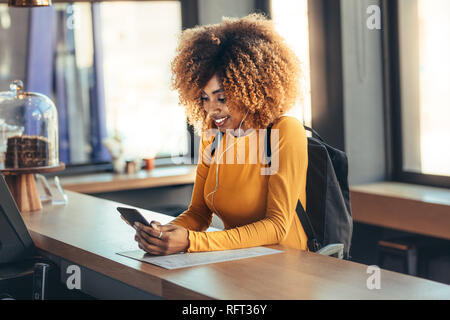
0, 80, 59, 170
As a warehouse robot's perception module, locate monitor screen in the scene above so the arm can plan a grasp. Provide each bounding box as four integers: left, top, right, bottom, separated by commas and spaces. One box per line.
0, 174, 35, 264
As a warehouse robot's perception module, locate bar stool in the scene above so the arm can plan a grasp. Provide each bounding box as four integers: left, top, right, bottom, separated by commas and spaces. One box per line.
377, 238, 418, 276
377, 235, 450, 279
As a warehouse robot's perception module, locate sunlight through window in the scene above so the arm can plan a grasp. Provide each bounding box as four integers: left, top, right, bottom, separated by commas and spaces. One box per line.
100, 1, 187, 160
271, 0, 311, 126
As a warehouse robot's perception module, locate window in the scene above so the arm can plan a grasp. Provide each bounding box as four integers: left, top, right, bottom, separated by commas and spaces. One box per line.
270, 0, 312, 126
28, 1, 188, 168
52, 3, 98, 165
390, 0, 450, 187
99, 1, 187, 160
0, 5, 28, 97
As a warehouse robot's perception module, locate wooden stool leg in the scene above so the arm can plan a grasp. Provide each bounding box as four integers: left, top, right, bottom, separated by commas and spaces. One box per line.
406, 248, 418, 276
4, 174, 42, 213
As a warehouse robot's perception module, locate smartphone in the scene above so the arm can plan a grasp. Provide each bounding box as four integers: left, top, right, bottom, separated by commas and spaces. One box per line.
117, 207, 151, 227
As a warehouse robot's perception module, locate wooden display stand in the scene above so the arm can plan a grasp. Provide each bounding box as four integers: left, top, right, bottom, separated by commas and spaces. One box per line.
1, 163, 65, 213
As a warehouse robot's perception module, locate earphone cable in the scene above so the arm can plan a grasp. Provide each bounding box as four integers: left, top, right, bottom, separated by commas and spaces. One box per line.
205, 110, 249, 215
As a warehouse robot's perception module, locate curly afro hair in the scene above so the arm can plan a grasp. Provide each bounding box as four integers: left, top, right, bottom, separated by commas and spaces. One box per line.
171, 13, 303, 134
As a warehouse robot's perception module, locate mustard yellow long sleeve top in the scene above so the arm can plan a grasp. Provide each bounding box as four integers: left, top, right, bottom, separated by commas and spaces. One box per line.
170, 116, 309, 252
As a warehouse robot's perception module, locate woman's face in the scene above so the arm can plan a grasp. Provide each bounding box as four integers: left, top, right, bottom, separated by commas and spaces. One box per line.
201, 74, 247, 133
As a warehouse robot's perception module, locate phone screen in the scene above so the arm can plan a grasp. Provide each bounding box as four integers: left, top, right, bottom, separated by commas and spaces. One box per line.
117, 207, 151, 227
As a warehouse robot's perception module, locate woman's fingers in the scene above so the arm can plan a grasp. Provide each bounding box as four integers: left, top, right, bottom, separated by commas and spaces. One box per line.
135, 234, 164, 255
135, 222, 166, 239
134, 223, 174, 255
138, 241, 162, 255
134, 221, 188, 255
150, 220, 162, 227
135, 224, 189, 255
138, 228, 166, 246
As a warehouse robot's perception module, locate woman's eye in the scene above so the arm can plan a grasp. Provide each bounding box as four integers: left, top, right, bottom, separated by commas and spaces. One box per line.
200, 96, 208, 102
218, 97, 226, 103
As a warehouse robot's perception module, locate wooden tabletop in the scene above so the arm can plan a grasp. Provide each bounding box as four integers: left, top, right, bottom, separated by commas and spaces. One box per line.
21, 191, 450, 300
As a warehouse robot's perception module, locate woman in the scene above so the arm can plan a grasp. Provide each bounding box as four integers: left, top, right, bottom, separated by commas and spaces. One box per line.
133, 13, 309, 255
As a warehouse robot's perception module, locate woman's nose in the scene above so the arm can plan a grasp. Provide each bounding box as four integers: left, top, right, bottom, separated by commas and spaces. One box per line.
204, 101, 222, 113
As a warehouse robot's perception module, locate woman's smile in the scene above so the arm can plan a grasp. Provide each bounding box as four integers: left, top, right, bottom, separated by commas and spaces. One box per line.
213, 115, 230, 127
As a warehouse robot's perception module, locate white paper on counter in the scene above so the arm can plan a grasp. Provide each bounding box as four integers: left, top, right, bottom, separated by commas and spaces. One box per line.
117, 247, 283, 270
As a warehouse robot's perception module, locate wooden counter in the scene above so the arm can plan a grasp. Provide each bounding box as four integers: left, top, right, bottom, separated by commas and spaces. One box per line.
21, 191, 450, 299
60, 165, 197, 194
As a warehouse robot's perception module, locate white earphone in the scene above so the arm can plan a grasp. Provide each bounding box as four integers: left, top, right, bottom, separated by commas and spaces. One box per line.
205, 109, 250, 215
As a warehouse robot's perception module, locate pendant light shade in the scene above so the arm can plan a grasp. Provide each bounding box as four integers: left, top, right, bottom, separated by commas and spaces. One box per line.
8, 0, 52, 7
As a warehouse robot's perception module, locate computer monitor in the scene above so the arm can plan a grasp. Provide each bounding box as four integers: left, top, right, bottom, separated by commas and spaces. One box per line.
0, 174, 35, 264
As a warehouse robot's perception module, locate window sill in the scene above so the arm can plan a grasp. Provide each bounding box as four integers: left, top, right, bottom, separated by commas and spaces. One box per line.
52, 156, 193, 177
350, 182, 450, 240
59, 164, 197, 194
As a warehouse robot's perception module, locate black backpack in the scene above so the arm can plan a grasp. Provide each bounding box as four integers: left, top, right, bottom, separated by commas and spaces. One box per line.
210, 124, 353, 259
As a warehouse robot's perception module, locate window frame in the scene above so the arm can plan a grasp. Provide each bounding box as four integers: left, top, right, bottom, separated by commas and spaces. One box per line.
382, 0, 450, 189
180, 0, 199, 166
307, 0, 345, 151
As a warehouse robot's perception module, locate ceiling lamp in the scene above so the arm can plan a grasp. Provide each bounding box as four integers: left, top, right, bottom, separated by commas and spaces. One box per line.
8, 0, 52, 7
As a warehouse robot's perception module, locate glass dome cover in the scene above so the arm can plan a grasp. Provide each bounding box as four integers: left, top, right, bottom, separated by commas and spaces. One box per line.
0, 80, 59, 169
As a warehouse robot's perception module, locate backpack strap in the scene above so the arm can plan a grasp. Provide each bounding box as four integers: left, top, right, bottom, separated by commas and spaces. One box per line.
265, 123, 274, 167
295, 200, 322, 252
266, 124, 323, 164
304, 125, 324, 142
210, 130, 224, 157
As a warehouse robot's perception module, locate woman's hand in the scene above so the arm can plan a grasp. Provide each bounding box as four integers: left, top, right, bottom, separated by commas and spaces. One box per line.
134, 221, 190, 255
